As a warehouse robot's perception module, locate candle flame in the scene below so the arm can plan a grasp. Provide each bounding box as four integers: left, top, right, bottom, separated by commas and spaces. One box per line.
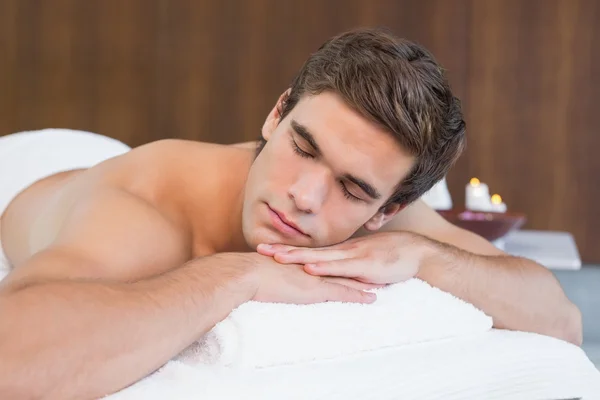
470, 177, 480, 186
491, 194, 502, 205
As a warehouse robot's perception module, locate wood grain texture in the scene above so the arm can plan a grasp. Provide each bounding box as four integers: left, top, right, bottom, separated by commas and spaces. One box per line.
463, 0, 600, 262
0, 0, 598, 261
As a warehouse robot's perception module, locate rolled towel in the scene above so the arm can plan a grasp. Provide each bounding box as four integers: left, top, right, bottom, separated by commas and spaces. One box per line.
176, 278, 493, 369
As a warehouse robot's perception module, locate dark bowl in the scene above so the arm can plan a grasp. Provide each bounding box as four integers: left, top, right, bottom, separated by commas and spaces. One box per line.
437, 209, 527, 242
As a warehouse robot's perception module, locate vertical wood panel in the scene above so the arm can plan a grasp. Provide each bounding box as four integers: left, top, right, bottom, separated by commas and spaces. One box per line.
0, 0, 598, 261
0, 0, 18, 129
464, 0, 600, 262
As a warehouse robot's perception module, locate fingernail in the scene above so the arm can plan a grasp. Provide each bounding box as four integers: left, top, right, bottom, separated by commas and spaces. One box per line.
258, 244, 271, 250
305, 263, 317, 268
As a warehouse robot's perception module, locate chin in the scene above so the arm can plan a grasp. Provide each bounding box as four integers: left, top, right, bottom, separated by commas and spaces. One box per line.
241, 229, 259, 251
243, 225, 276, 250
247, 226, 311, 249
252, 229, 289, 247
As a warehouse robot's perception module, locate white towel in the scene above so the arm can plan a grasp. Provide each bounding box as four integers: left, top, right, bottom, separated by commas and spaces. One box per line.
176, 278, 493, 369
0, 129, 131, 215
0, 242, 9, 280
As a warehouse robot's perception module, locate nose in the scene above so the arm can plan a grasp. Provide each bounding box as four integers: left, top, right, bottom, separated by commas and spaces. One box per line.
288, 168, 329, 214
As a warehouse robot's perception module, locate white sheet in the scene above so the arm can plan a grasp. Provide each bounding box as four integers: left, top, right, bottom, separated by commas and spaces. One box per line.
108, 329, 600, 400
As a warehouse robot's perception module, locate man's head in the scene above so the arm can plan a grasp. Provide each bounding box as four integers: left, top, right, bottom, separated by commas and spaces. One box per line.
242, 27, 466, 249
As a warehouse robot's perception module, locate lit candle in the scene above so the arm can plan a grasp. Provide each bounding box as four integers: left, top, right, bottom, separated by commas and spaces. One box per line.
465, 177, 493, 211
490, 194, 507, 213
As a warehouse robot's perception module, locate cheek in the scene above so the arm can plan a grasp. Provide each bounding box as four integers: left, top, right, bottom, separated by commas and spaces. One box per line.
263, 137, 300, 186
317, 203, 372, 244
249, 143, 287, 185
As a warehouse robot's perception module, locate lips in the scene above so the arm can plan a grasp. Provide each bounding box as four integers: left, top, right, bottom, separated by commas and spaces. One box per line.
267, 204, 308, 237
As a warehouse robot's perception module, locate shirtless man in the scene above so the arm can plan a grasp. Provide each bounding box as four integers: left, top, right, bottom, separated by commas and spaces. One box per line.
0, 28, 581, 399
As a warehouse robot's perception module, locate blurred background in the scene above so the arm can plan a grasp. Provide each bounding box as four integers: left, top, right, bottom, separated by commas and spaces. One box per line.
1, 0, 598, 263
0, 0, 598, 366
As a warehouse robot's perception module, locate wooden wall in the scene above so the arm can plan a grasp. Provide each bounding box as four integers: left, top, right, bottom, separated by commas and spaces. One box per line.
1, 0, 598, 262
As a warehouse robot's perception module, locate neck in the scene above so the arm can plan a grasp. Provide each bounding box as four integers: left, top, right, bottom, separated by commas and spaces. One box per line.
204, 150, 254, 254
220, 183, 253, 253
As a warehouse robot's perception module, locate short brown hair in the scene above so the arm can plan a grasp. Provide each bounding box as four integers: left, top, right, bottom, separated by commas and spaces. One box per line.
258, 27, 466, 207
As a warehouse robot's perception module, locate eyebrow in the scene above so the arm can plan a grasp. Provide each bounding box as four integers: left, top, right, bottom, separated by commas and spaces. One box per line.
291, 120, 322, 155
344, 174, 382, 200
290, 119, 382, 200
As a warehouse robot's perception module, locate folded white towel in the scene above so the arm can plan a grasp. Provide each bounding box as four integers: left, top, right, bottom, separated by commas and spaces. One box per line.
176, 278, 493, 369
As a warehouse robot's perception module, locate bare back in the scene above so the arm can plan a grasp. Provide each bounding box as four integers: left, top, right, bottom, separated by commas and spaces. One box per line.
0, 139, 255, 285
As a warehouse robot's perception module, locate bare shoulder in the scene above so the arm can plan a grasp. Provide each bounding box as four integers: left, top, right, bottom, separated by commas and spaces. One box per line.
4, 187, 192, 288
2, 138, 253, 287
123, 139, 255, 179
93, 138, 253, 254
129, 138, 255, 158
230, 140, 260, 150
123, 138, 255, 200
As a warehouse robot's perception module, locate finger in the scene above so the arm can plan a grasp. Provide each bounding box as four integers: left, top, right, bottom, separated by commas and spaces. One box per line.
323, 277, 386, 290
258, 241, 353, 255
274, 248, 351, 264
303, 260, 362, 278
321, 282, 377, 304
256, 243, 299, 256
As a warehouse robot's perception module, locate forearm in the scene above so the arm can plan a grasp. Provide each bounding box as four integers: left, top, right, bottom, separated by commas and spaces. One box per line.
418, 241, 582, 345
0, 253, 255, 400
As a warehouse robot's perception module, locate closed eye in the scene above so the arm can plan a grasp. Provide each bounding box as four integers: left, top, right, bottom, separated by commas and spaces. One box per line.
291, 134, 364, 203
290, 137, 313, 158
339, 181, 363, 202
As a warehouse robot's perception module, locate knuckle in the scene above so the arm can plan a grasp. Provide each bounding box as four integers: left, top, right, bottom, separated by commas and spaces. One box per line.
345, 242, 359, 251
350, 291, 368, 302
362, 246, 375, 258
345, 247, 360, 259
339, 285, 357, 297
319, 280, 371, 303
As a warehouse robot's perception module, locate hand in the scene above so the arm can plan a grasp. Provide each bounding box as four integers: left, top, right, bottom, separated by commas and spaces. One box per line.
238, 253, 378, 305
257, 231, 429, 285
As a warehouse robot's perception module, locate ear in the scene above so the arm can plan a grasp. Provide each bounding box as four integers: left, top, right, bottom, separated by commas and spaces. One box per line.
262, 89, 291, 141
363, 203, 405, 231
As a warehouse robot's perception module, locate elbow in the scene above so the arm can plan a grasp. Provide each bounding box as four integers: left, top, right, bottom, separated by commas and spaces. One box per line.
0, 303, 46, 399
0, 382, 39, 400
556, 302, 583, 346
0, 358, 40, 400
566, 304, 583, 346
0, 346, 61, 400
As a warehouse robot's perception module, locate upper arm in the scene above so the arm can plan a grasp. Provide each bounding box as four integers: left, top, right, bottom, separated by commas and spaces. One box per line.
4, 188, 190, 288
376, 199, 505, 256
